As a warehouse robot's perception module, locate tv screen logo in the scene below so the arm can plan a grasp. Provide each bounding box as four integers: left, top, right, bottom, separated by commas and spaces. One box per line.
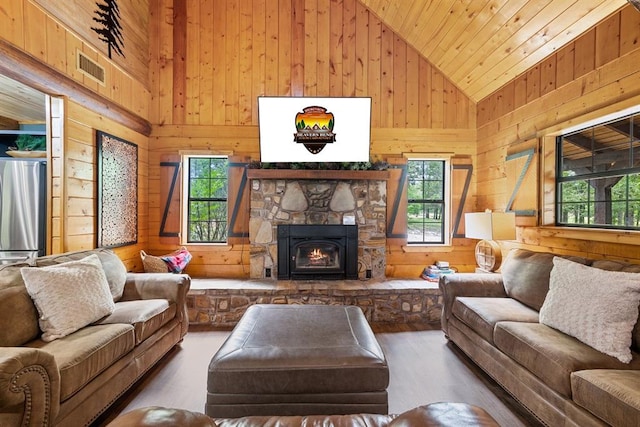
294, 106, 336, 154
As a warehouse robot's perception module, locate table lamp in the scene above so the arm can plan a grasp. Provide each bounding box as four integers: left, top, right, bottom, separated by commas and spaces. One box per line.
465, 211, 516, 272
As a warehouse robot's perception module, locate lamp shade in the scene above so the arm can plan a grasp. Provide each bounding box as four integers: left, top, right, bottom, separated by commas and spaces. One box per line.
465, 212, 516, 241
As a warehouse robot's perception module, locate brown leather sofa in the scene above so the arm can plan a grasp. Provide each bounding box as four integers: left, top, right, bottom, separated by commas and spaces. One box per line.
107, 403, 500, 427
440, 248, 640, 427
0, 249, 190, 427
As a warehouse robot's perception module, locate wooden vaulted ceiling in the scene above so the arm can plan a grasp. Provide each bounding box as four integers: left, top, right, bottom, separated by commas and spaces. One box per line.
360, 0, 629, 102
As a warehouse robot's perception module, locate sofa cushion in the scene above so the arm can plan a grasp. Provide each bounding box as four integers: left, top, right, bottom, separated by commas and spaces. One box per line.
540, 257, 640, 363
591, 259, 640, 353
110, 404, 501, 427
27, 323, 135, 401
108, 406, 218, 427
96, 299, 176, 344
452, 297, 539, 344
21, 255, 116, 342
571, 369, 640, 427
494, 322, 639, 397
389, 402, 499, 426
35, 248, 127, 302
500, 249, 588, 311
591, 259, 640, 274
0, 264, 39, 346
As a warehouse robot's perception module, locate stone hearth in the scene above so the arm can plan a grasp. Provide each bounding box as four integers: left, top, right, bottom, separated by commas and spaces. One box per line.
249, 171, 387, 280
187, 278, 443, 327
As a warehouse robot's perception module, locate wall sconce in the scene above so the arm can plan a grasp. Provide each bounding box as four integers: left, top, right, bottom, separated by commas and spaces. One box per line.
465, 211, 516, 272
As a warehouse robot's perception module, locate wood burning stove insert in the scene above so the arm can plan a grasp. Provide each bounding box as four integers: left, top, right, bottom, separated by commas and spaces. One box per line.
277, 224, 358, 280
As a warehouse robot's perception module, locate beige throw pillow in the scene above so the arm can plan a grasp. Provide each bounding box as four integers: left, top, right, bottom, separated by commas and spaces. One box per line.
21, 254, 116, 342
540, 257, 640, 363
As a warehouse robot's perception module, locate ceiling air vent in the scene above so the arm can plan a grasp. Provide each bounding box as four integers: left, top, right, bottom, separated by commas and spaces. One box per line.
77, 51, 105, 85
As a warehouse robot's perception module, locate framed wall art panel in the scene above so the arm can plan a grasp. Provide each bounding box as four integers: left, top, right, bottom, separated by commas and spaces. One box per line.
97, 131, 138, 247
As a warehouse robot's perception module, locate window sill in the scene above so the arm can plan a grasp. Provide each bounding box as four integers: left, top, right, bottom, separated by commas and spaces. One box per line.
402, 245, 454, 253
181, 243, 233, 250
538, 226, 640, 245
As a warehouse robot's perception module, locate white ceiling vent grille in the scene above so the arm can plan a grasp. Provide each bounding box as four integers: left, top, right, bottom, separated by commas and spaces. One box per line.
77, 51, 105, 85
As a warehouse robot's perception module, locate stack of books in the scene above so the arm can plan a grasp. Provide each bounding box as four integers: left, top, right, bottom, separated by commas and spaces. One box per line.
421, 261, 455, 282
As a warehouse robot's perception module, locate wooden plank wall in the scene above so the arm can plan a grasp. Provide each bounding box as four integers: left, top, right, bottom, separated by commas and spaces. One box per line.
148, 0, 478, 278
31, 0, 150, 84
149, 0, 472, 128
1, 0, 150, 120
1, 0, 151, 269
476, 5, 640, 264
62, 100, 149, 270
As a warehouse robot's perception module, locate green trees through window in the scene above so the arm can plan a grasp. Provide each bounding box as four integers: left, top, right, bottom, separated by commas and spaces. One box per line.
407, 159, 446, 243
186, 156, 229, 243
557, 112, 640, 230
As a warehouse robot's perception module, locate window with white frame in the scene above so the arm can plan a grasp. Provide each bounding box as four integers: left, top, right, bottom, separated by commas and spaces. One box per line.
407, 158, 450, 244
182, 155, 229, 243
556, 112, 640, 230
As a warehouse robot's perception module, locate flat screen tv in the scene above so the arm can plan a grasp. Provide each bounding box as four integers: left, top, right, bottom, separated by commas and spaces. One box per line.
257, 97, 372, 163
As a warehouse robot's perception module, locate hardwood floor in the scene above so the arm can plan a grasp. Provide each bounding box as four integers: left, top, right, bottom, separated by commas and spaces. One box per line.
94, 324, 542, 426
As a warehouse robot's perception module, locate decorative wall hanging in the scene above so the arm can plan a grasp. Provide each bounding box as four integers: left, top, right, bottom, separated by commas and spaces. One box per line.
506, 138, 539, 227
92, 0, 125, 58
31, 0, 147, 83
97, 131, 138, 247
159, 160, 181, 238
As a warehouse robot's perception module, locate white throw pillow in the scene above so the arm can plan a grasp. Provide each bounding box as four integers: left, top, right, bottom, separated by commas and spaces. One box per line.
21, 254, 116, 342
540, 257, 640, 363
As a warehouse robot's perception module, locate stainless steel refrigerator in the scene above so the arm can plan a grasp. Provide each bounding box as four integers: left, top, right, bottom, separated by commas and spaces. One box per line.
0, 158, 46, 264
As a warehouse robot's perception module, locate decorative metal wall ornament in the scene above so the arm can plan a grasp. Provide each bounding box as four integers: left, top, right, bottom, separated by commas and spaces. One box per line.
91, 0, 125, 58
97, 131, 137, 248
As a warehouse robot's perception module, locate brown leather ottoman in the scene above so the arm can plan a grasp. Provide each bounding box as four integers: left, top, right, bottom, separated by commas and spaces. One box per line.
206, 304, 389, 418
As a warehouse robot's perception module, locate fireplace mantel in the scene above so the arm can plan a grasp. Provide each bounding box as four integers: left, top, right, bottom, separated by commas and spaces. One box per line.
246, 169, 389, 180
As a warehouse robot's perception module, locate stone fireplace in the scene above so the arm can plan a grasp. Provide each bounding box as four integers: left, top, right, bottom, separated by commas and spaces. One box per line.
248, 170, 388, 280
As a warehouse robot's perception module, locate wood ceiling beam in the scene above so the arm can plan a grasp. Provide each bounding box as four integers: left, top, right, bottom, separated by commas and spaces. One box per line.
564, 133, 597, 151
0, 115, 19, 130
0, 39, 151, 136
605, 122, 640, 141
563, 150, 631, 169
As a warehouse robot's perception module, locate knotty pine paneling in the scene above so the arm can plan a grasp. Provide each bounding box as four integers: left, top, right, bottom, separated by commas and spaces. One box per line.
1, 0, 150, 121
149, 0, 473, 129
147, 0, 477, 278
61, 101, 149, 271
476, 7, 640, 265
362, 0, 627, 102
31, 0, 149, 85
148, 125, 477, 278
2, 1, 151, 268
479, 8, 640, 126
